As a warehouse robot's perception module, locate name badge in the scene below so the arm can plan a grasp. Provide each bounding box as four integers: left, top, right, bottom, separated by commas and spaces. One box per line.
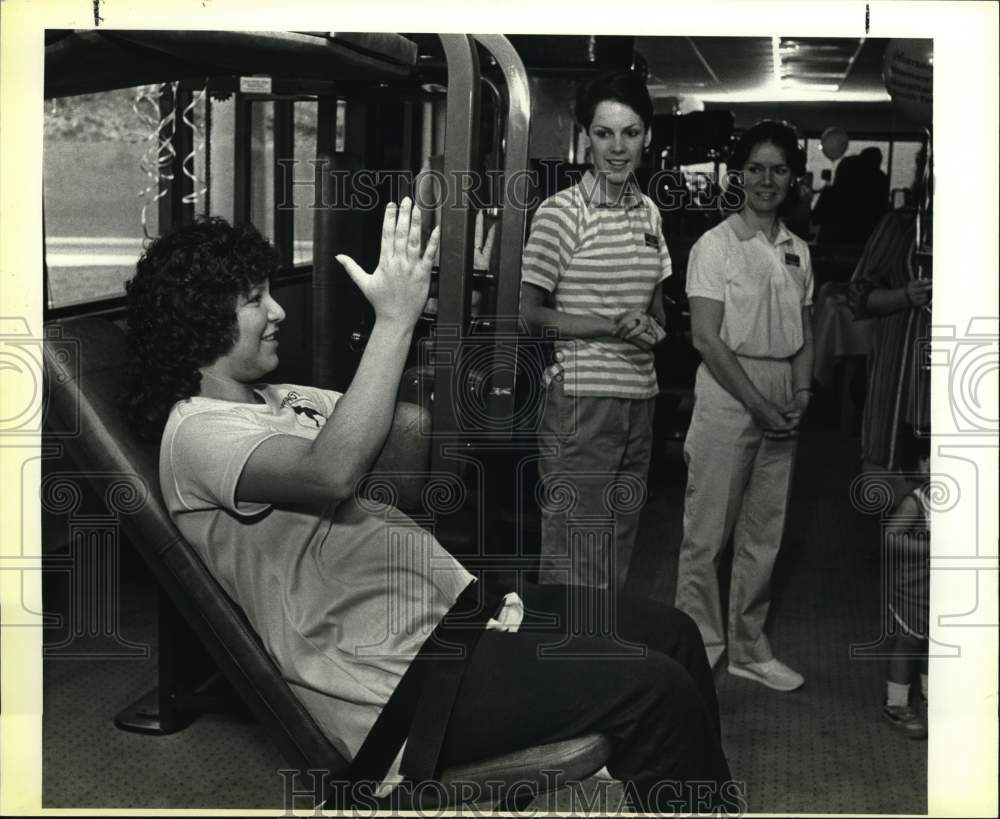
644, 232, 659, 249
785, 252, 801, 266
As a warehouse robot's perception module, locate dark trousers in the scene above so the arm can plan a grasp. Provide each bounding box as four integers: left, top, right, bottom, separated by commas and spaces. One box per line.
435, 584, 735, 812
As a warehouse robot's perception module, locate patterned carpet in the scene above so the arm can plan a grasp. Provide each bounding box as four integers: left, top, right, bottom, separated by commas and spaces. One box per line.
42, 410, 926, 813
629, 411, 927, 814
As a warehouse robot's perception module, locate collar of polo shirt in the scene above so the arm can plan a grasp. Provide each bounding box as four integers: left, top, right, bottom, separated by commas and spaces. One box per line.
728, 211, 795, 245
580, 170, 643, 210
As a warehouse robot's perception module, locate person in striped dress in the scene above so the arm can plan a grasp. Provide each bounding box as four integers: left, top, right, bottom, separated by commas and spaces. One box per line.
520, 71, 671, 591
847, 192, 932, 492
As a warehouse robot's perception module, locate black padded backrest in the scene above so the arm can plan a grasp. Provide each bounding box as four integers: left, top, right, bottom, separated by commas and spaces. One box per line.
43, 316, 350, 780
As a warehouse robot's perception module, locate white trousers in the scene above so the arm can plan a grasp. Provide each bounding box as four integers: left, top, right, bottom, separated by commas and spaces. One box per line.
674, 358, 798, 667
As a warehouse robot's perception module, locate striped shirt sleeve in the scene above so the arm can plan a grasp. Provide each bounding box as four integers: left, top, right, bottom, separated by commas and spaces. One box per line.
520, 195, 579, 294
649, 201, 673, 283
847, 214, 903, 319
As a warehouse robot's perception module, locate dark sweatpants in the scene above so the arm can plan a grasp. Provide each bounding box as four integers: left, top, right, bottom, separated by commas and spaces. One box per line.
435, 584, 735, 813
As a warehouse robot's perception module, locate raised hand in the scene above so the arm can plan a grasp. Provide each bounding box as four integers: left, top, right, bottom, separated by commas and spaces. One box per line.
336, 199, 440, 328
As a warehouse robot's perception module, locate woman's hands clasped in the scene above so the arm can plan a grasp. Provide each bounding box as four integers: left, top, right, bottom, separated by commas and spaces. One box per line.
752, 396, 803, 440
615, 310, 667, 351
772, 391, 812, 439
336, 198, 440, 328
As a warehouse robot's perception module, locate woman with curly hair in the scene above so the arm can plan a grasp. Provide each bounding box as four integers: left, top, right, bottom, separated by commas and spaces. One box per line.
124, 203, 733, 811
124, 217, 282, 440
673, 120, 814, 692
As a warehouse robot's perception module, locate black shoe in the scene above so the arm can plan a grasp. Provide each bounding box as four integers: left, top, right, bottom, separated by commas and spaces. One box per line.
882, 702, 928, 740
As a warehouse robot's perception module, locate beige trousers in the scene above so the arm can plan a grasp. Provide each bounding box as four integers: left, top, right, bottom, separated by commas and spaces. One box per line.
537, 382, 656, 590
674, 358, 797, 667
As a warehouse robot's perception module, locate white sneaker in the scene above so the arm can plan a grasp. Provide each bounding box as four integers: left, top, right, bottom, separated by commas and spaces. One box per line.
728, 658, 805, 692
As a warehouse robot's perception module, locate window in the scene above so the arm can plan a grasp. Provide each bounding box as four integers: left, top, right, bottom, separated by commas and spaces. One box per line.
244, 98, 331, 267
806, 138, 889, 188
248, 101, 276, 242
805, 135, 923, 213
888, 140, 923, 205
292, 101, 318, 266
44, 85, 212, 310
44, 88, 159, 308
44, 86, 341, 312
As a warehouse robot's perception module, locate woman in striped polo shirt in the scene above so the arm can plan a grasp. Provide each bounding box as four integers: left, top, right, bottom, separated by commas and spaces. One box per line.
521, 72, 671, 591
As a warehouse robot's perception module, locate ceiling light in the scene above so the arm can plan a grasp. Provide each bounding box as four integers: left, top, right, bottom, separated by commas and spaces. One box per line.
782, 72, 847, 80
699, 88, 889, 103
771, 36, 782, 86
780, 81, 841, 92
782, 41, 852, 53
782, 55, 853, 64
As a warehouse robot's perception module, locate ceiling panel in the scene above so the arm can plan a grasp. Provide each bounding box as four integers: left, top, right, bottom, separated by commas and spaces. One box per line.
636, 35, 891, 101
694, 37, 777, 93
840, 37, 890, 93
634, 36, 720, 93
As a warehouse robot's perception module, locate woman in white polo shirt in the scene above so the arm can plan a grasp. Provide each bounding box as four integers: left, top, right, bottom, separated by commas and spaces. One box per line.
674, 120, 814, 691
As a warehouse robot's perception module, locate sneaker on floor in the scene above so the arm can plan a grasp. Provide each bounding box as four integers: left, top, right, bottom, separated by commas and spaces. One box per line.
728, 658, 805, 691
882, 703, 928, 740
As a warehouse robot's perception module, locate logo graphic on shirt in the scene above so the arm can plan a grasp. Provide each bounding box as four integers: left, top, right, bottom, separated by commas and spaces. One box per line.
292, 405, 325, 428
280, 390, 327, 429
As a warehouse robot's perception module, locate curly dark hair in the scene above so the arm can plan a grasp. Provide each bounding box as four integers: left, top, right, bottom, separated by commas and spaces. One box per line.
575, 71, 654, 131
122, 217, 279, 440
727, 119, 807, 218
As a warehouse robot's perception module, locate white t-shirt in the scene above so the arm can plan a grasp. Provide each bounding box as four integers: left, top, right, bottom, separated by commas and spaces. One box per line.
686, 212, 814, 359
159, 383, 475, 762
